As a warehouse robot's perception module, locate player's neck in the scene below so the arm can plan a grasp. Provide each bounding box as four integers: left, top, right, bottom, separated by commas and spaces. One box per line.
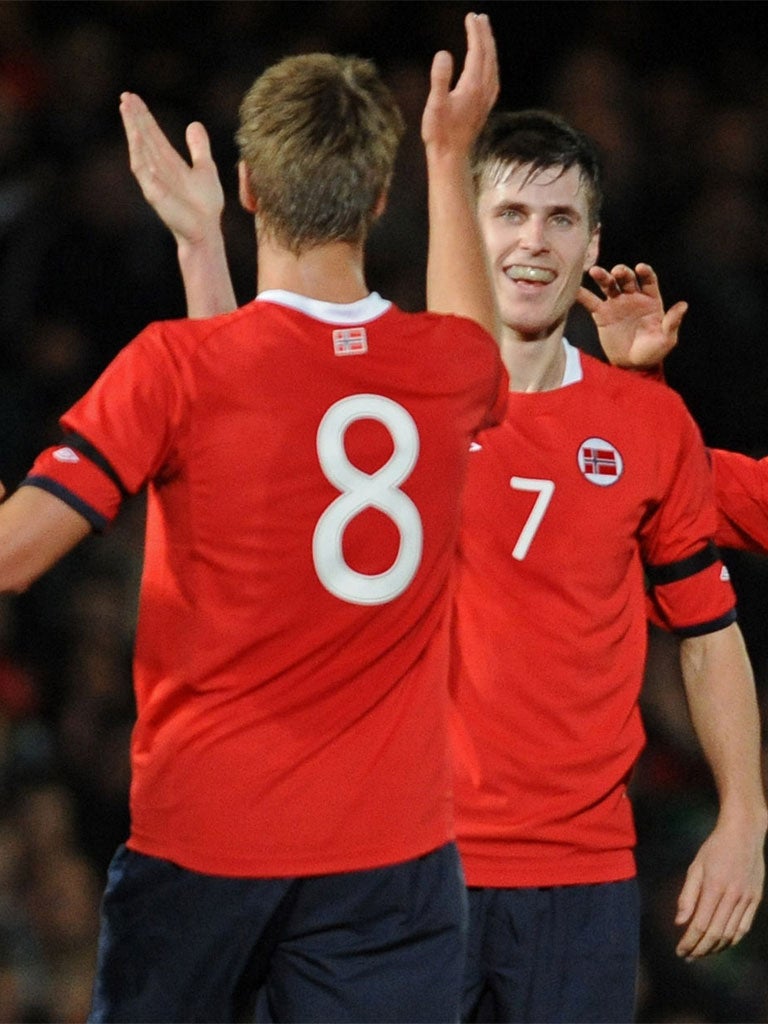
501, 329, 567, 393
257, 238, 369, 304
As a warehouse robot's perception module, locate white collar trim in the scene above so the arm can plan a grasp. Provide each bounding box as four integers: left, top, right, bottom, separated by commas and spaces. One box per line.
561, 338, 584, 386
256, 289, 391, 324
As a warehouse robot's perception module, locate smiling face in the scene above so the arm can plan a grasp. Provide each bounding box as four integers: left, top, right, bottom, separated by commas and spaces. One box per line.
477, 162, 600, 342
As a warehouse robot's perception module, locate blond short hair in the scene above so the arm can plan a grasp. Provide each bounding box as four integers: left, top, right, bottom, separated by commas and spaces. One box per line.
236, 53, 405, 255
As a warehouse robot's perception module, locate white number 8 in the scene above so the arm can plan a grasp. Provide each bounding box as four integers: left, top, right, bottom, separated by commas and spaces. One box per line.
313, 394, 423, 605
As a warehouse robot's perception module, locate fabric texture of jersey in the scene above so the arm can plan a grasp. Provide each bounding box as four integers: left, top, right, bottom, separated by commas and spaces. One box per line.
709, 447, 768, 553
25, 291, 507, 877
452, 342, 736, 888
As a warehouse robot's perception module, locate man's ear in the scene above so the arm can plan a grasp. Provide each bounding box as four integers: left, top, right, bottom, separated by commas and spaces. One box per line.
584, 223, 601, 272
238, 161, 258, 213
373, 190, 388, 220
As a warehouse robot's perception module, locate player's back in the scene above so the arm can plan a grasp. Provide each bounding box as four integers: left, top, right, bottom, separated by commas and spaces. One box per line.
61, 290, 505, 876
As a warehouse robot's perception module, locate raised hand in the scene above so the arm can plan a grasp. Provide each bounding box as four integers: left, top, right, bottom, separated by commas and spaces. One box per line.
120, 91, 236, 316
577, 262, 688, 370
421, 11, 499, 158
421, 13, 500, 338
119, 91, 224, 246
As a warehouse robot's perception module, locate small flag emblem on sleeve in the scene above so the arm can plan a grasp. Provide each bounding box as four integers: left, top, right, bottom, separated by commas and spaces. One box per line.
333, 327, 368, 355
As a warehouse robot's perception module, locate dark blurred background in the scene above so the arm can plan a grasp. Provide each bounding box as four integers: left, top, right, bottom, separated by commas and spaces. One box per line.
0, 2, 767, 1020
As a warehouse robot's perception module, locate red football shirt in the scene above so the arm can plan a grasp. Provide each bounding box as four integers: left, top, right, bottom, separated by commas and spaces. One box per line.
26, 291, 508, 876
451, 342, 736, 887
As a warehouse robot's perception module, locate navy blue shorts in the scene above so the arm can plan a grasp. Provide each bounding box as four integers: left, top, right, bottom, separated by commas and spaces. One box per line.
88, 841, 467, 1023
462, 879, 640, 1023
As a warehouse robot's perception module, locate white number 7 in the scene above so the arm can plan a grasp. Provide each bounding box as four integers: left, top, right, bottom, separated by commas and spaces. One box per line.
510, 477, 555, 560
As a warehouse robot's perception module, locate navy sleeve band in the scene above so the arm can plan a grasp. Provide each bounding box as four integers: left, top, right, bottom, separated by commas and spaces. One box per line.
22, 476, 109, 533
673, 608, 738, 638
645, 540, 720, 587
65, 432, 131, 498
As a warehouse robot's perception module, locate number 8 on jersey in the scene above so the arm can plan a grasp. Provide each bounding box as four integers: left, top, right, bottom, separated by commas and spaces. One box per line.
313, 394, 423, 606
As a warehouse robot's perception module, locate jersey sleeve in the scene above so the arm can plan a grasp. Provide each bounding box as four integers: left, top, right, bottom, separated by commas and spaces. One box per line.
640, 397, 736, 637
484, 349, 509, 431
709, 447, 768, 553
445, 314, 509, 431
22, 323, 186, 530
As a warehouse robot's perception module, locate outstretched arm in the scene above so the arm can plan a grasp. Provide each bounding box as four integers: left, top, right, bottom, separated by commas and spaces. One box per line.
674, 622, 767, 959
421, 12, 500, 341
119, 91, 237, 317
577, 262, 688, 372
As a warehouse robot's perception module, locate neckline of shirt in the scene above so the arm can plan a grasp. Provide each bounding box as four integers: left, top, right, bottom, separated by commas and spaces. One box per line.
256, 289, 391, 324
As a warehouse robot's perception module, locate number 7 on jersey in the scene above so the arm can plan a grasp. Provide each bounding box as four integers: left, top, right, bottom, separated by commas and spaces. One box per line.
510, 476, 555, 560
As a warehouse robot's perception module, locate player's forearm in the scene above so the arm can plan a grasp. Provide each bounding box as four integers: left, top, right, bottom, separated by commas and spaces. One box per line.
0, 485, 91, 593
680, 624, 768, 828
177, 233, 237, 318
425, 150, 499, 341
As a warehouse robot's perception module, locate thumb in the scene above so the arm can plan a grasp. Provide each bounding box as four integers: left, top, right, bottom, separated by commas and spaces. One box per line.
661, 301, 688, 343
185, 121, 213, 168
429, 50, 454, 99
576, 285, 601, 315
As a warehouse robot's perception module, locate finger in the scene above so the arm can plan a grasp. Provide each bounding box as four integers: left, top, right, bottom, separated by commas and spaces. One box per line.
120, 92, 166, 172
453, 14, 483, 94
728, 896, 760, 947
712, 896, 752, 952
575, 284, 602, 314
480, 15, 499, 98
119, 90, 145, 118
612, 264, 638, 293
119, 91, 154, 145
675, 875, 736, 959
118, 92, 143, 148
470, 12, 499, 101
634, 262, 662, 299
675, 862, 701, 928
586, 265, 617, 299
691, 889, 742, 958
455, 13, 498, 108
120, 97, 157, 184
676, 903, 721, 959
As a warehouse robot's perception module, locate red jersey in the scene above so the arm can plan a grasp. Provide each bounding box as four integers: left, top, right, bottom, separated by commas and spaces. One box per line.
26, 291, 508, 877
452, 342, 736, 887
709, 447, 768, 553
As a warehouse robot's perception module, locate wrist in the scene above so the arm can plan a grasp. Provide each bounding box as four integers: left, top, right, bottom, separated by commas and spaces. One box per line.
176, 227, 227, 259
717, 797, 768, 835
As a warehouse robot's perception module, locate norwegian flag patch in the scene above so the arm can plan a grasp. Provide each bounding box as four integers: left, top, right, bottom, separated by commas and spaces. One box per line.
577, 437, 623, 486
333, 327, 368, 356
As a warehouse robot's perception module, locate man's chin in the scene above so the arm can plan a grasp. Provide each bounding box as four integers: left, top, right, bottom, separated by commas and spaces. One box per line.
502, 308, 567, 341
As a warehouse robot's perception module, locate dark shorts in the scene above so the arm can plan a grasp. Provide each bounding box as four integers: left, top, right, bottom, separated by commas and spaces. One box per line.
462, 879, 641, 1024
88, 841, 467, 1023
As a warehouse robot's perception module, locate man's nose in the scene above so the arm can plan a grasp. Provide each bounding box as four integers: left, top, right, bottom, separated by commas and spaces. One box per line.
518, 217, 547, 251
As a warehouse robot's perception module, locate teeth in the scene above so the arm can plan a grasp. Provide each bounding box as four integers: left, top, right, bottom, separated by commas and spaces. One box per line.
507, 265, 555, 283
